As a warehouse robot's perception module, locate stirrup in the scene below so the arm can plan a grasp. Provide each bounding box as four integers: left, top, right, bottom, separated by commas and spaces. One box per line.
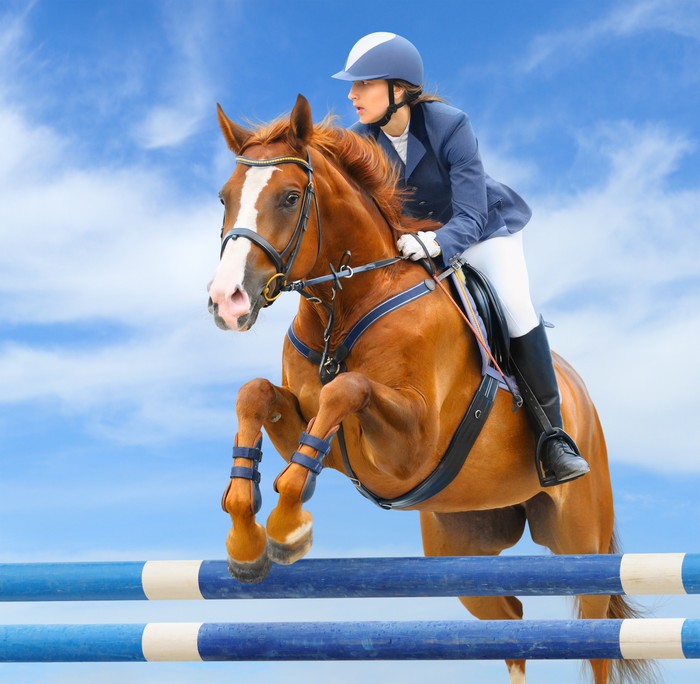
535, 428, 586, 488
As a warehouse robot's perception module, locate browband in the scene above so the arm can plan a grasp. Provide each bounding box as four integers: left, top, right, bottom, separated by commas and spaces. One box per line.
236, 155, 313, 174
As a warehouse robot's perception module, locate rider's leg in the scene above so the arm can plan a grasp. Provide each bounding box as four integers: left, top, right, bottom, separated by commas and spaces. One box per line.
462, 231, 589, 484
510, 319, 590, 483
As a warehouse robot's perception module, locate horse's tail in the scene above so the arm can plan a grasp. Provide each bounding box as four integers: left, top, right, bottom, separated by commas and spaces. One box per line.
599, 527, 659, 684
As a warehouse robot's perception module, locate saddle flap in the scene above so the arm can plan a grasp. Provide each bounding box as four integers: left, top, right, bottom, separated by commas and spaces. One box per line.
460, 264, 511, 369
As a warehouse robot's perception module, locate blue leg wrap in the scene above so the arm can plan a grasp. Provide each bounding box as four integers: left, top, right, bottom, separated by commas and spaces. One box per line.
229, 435, 263, 514
289, 431, 335, 503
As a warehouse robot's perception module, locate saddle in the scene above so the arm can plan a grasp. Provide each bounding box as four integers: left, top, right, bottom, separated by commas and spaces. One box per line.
454, 264, 511, 375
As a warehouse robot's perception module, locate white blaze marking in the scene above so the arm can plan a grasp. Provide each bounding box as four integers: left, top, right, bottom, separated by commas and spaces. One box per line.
214, 165, 278, 291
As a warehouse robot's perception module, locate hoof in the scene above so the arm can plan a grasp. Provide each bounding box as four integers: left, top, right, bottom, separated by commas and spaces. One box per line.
267, 524, 313, 565
227, 549, 272, 583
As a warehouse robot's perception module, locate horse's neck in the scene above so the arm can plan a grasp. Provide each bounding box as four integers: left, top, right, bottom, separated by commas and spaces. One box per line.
295, 157, 424, 344
298, 243, 420, 350
311, 165, 397, 275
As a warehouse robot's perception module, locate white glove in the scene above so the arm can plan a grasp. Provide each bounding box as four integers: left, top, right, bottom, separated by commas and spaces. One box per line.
397, 231, 441, 260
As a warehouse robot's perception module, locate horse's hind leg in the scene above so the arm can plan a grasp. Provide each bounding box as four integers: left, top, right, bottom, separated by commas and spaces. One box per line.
525, 485, 616, 684
420, 507, 528, 683
223, 378, 306, 582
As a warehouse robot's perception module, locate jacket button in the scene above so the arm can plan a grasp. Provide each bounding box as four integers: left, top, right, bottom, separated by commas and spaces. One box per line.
427, 211, 434, 218
418, 200, 426, 206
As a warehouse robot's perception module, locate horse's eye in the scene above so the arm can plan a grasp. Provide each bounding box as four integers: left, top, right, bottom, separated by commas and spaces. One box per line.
284, 192, 300, 208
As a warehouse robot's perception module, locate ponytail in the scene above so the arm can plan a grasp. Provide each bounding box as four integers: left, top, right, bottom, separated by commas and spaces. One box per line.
394, 80, 446, 106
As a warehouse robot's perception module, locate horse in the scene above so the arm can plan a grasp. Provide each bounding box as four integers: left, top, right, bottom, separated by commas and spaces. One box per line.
207, 94, 650, 684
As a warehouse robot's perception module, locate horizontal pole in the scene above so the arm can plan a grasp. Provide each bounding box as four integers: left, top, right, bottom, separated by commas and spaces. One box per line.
0, 619, 698, 662
0, 554, 698, 601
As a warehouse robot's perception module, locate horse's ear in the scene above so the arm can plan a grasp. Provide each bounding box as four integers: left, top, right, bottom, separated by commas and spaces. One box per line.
217, 103, 249, 153
288, 94, 313, 149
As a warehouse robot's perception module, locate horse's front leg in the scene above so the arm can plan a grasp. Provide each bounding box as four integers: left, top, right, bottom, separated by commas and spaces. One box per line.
266, 370, 428, 564
223, 378, 306, 582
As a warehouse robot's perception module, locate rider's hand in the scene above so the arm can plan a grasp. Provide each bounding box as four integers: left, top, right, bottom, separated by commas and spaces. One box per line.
397, 231, 441, 260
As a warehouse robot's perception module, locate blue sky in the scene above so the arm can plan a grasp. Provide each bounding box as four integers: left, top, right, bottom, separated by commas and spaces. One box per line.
1, 0, 699, 681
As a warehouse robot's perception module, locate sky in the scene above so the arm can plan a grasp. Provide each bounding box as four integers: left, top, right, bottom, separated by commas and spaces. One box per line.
1, 0, 699, 681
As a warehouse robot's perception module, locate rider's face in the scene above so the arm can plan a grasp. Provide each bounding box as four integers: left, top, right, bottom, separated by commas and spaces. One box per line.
348, 79, 390, 124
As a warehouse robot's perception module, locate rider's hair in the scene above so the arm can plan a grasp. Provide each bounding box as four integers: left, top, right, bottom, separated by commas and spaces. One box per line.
394, 80, 446, 106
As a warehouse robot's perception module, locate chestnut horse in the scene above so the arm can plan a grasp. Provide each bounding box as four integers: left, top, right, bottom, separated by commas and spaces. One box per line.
208, 95, 648, 684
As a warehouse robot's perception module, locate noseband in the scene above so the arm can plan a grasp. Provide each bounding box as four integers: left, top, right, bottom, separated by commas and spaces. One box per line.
220, 153, 321, 304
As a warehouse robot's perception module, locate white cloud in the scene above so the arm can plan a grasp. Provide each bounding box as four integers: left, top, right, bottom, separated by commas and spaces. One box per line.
525, 121, 700, 471
523, 0, 700, 72
0, 101, 295, 443
134, 104, 208, 150
0, 9, 293, 444
131, 4, 224, 149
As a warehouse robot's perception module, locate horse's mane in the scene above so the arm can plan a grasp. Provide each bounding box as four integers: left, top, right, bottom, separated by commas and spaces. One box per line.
241, 115, 434, 233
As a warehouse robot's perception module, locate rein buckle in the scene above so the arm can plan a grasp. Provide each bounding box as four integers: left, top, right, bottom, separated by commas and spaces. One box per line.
262, 273, 286, 303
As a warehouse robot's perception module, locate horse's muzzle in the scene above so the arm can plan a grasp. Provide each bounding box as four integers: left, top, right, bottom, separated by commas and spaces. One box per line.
207, 290, 263, 332
208, 279, 253, 328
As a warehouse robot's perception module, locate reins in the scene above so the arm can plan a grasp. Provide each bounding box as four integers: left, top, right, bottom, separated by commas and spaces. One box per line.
284, 255, 403, 292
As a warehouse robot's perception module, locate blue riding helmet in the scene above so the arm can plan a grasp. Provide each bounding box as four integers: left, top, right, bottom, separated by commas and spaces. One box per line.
332, 32, 424, 87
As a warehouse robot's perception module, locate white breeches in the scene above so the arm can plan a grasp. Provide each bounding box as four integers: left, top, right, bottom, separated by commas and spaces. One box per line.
461, 231, 539, 338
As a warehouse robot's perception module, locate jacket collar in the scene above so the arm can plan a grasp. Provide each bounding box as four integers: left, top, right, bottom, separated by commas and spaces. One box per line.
405, 103, 427, 180
375, 130, 405, 173
371, 104, 426, 181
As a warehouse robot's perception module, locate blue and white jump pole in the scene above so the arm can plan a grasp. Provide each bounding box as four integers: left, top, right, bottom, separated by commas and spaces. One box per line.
1, 553, 699, 664
1, 619, 699, 663
1, 553, 699, 601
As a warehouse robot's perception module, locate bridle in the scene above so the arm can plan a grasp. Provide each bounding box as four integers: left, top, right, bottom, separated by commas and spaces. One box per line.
217, 147, 409, 383
219, 152, 321, 305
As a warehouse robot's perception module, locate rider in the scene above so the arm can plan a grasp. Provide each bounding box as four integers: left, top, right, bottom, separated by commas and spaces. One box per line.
332, 32, 589, 486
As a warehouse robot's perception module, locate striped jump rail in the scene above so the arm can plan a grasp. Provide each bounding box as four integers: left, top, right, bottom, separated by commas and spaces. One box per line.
1, 554, 699, 601
0, 619, 699, 662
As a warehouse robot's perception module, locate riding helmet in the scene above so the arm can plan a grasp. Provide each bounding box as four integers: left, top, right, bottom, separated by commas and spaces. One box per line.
332, 32, 424, 86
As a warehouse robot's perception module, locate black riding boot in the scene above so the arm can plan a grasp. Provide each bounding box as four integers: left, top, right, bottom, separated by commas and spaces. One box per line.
510, 321, 590, 485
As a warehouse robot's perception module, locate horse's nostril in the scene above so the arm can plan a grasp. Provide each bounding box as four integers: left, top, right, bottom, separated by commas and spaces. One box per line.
209, 281, 251, 323
230, 288, 247, 307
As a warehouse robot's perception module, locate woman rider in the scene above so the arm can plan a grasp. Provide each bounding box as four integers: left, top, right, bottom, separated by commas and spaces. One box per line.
332, 32, 589, 486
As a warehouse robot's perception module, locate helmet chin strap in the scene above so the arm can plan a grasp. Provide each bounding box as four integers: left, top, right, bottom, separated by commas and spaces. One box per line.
373, 79, 408, 127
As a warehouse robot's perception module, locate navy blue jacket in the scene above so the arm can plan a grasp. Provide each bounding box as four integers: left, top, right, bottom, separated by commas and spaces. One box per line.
349, 101, 532, 266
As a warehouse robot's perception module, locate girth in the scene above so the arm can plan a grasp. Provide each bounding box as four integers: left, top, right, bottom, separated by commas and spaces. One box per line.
287, 273, 500, 510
